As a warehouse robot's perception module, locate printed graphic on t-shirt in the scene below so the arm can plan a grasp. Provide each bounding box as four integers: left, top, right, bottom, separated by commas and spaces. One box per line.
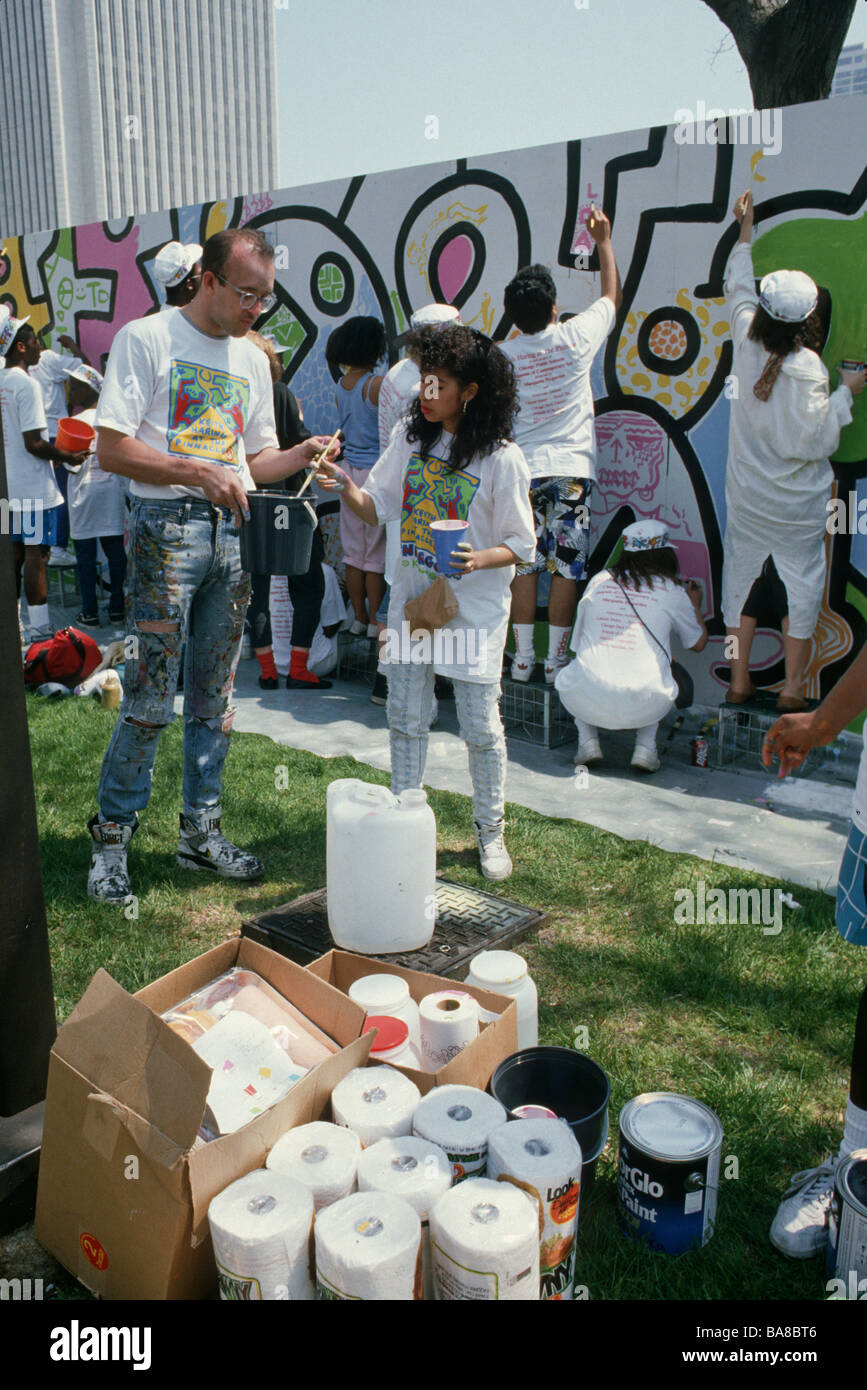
167, 361, 249, 464
400, 451, 480, 573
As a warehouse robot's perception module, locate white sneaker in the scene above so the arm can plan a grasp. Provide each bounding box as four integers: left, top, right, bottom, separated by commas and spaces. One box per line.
177, 809, 264, 880
510, 655, 534, 683
576, 738, 603, 765
631, 745, 661, 773
48, 547, 76, 567
474, 823, 513, 881
366, 623, 379, 638
769, 1159, 837, 1259
544, 657, 569, 685
28, 625, 54, 645
87, 814, 137, 903
348, 619, 367, 636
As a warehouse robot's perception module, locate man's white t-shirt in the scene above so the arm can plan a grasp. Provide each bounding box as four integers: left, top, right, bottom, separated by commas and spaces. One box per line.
0, 366, 63, 509
31, 348, 83, 437
499, 297, 615, 480
556, 570, 703, 727
363, 427, 535, 683
95, 307, 278, 500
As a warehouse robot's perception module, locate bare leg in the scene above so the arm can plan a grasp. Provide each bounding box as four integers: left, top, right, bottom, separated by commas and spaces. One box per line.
364, 571, 386, 624
726, 616, 757, 698
510, 572, 538, 624
344, 563, 367, 624
548, 574, 579, 628
22, 545, 49, 606
780, 617, 811, 703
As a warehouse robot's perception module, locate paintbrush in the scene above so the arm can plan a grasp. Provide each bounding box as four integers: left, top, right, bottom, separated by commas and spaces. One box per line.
298, 429, 343, 496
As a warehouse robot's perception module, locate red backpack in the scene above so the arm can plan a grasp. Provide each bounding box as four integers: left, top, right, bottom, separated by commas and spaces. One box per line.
23, 626, 103, 688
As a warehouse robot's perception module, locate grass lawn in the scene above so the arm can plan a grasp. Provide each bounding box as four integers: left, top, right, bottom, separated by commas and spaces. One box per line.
29, 696, 862, 1302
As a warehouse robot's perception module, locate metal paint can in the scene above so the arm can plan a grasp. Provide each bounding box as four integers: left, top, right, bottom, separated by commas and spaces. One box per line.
828, 1149, 867, 1284
617, 1092, 723, 1254
691, 736, 709, 768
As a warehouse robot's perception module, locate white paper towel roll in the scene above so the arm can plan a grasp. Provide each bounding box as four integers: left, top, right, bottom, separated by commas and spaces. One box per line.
331, 1065, 421, 1147
487, 1117, 583, 1300
419, 990, 479, 1072
314, 1191, 422, 1300
267, 1121, 361, 1209
430, 1176, 539, 1300
208, 1168, 315, 1301
412, 1084, 507, 1181
357, 1136, 453, 1300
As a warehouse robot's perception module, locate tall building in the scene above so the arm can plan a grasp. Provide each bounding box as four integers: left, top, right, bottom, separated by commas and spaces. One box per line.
0, 0, 278, 237
831, 42, 867, 98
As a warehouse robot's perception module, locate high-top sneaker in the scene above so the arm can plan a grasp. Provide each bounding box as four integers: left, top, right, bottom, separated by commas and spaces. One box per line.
474, 821, 513, 882
176, 808, 264, 880
87, 814, 138, 902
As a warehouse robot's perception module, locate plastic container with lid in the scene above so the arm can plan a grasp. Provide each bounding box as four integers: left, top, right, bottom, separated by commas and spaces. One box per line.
464, 950, 538, 1049
363, 1015, 419, 1070
326, 778, 437, 953
349, 974, 421, 1053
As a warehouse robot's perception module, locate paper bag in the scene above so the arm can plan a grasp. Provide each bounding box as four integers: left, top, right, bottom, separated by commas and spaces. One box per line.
404, 575, 459, 633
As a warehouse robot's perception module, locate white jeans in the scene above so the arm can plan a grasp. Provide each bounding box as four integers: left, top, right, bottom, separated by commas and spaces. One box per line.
386, 663, 507, 832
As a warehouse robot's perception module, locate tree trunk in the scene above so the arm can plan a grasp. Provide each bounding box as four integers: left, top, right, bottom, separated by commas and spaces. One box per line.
702, 0, 858, 107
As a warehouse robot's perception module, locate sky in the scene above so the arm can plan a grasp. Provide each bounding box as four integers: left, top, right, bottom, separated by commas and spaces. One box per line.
274, 0, 867, 191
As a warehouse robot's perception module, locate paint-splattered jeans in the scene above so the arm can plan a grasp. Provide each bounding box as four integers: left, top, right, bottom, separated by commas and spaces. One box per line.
97, 497, 250, 826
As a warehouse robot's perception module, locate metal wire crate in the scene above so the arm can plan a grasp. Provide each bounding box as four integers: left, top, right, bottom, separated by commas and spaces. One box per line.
500, 675, 577, 748
335, 631, 378, 685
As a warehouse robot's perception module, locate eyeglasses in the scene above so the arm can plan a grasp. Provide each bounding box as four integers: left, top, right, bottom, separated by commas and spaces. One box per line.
212, 272, 276, 313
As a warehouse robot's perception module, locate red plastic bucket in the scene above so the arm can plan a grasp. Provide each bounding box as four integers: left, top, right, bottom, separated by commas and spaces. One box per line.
55, 417, 95, 452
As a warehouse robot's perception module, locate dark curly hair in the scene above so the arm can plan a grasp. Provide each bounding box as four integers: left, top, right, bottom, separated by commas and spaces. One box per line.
405, 325, 518, 473
609, 547, 681, 592
325, 316, 387, 371
748, 286, 830, 401
503, 264, 557, 334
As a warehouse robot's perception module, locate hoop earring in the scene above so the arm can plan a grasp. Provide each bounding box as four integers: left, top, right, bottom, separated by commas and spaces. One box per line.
461, 399, 469, 415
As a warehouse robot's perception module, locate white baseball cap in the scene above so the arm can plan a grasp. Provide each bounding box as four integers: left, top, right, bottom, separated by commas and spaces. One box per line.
622, 519, 671, 552
410, 303, 461, 329
64, 364, 104, 392
0, 304, 30, 357
153, 241, 203, 288
758, 269, 818, 324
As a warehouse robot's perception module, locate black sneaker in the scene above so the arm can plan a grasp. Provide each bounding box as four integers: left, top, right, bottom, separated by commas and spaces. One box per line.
370, 672, 388, 705
258, 675, 279, 689
108, 609, 126, 624
176, 810, 263, 880
76, 612, 100, 628
286, 674, 332, 690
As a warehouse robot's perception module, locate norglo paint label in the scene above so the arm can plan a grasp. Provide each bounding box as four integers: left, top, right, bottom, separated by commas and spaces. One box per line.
617, 1139, 720, 1255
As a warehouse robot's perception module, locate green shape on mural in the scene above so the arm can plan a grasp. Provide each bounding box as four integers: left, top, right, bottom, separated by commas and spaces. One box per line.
754, 214, 867, 464
259, 303, 307, 366
390, 292, 406, 334
318, 263, 345, 304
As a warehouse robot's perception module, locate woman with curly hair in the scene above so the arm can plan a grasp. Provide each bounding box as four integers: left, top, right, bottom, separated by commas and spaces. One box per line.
316, 324, 535, 880
722, 190, 866, 710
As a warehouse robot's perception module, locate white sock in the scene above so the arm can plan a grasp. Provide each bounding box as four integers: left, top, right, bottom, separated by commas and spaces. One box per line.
841, 1097, 867, 1155
28, 603, 50, 631
547, 625, 571, 664
576, 720, 599, 745
512, 623, 535, 658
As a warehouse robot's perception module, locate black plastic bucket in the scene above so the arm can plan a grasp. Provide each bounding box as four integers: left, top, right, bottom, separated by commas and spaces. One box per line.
239, 492, 318, 575
490, 1047, 610, 1188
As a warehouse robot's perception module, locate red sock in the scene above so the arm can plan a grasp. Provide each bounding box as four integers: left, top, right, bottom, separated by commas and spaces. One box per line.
289, 647, 321, 683
257, 649, 278, 680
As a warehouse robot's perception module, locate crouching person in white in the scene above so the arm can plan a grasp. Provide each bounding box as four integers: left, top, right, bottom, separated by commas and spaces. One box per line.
556, 520, 707, 772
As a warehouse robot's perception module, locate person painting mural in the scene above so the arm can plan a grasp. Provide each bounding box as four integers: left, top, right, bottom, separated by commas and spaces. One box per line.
86, 226, 339, 903
153, 240, 203, 310
722, 190, 867, 710
763, 645, 867, 1258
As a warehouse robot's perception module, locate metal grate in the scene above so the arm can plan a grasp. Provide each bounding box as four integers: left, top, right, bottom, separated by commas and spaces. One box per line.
500, 675, 577, 748
335, 632, 378, 686
242, 879, 549, 978
715, 701, 858, 783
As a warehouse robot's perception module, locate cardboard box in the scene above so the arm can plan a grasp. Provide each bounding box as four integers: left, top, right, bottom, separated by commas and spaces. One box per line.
306, 950, 518, 1096
35, 937, 369, 1300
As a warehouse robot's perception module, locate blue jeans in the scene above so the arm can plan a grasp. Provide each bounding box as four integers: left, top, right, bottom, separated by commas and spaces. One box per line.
97, 497, 250, 826
76, 534, 127, 616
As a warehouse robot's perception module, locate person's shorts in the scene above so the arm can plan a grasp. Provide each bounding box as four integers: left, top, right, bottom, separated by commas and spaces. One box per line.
516, 475, 591, 580
9, 502, 61, 546
836, 822, 867, 946
339, 464, 386, 572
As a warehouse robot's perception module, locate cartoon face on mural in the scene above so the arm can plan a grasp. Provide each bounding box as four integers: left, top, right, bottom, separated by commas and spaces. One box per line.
1, 100, 864, 703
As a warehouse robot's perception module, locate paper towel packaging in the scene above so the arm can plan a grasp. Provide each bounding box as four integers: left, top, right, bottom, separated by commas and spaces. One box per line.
315, 1191, 423, 1300
486, 1118, 583, 1300
306, 950, 519, 1094
34, 937, 370, 1300
267, 1121, 361, 1208
331, 1066, 421, 1147
412, 1085, 507, 1181
208, 1169, 315, 1300
430, 1177, 540, 1300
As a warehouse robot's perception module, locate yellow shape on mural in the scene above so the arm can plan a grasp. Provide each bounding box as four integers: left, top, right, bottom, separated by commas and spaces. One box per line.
615, 289, 728, 420
204, 202, 229, 241
0, 238, 50, 335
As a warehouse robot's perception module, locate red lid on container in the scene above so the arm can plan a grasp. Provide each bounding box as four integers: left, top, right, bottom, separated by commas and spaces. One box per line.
363, 1015, 409, 1052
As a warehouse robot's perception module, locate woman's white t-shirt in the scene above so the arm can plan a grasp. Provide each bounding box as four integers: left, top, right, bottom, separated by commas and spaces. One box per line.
363, 426, 535, 683
556, 570, 703, 727
0, 366, 63, 510
64, 407, 127, 539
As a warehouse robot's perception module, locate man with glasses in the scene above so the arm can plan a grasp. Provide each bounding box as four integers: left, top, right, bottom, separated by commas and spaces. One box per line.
86, 226, 337, 903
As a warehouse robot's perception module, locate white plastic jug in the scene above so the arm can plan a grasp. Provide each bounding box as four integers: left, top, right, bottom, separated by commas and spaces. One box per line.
326, 778, 437, 953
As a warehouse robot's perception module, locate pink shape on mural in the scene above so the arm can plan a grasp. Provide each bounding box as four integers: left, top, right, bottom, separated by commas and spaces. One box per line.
73, 222, 155, 370
595, 410, 666, 508
436, 235, 474, 302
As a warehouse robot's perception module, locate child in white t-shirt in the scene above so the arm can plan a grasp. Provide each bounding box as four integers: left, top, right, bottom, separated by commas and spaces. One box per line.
556, 519, 706, 772
317, 324, 535, 881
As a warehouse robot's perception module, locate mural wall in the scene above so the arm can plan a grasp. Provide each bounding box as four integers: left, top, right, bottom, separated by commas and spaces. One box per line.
2, 96, 865, 703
